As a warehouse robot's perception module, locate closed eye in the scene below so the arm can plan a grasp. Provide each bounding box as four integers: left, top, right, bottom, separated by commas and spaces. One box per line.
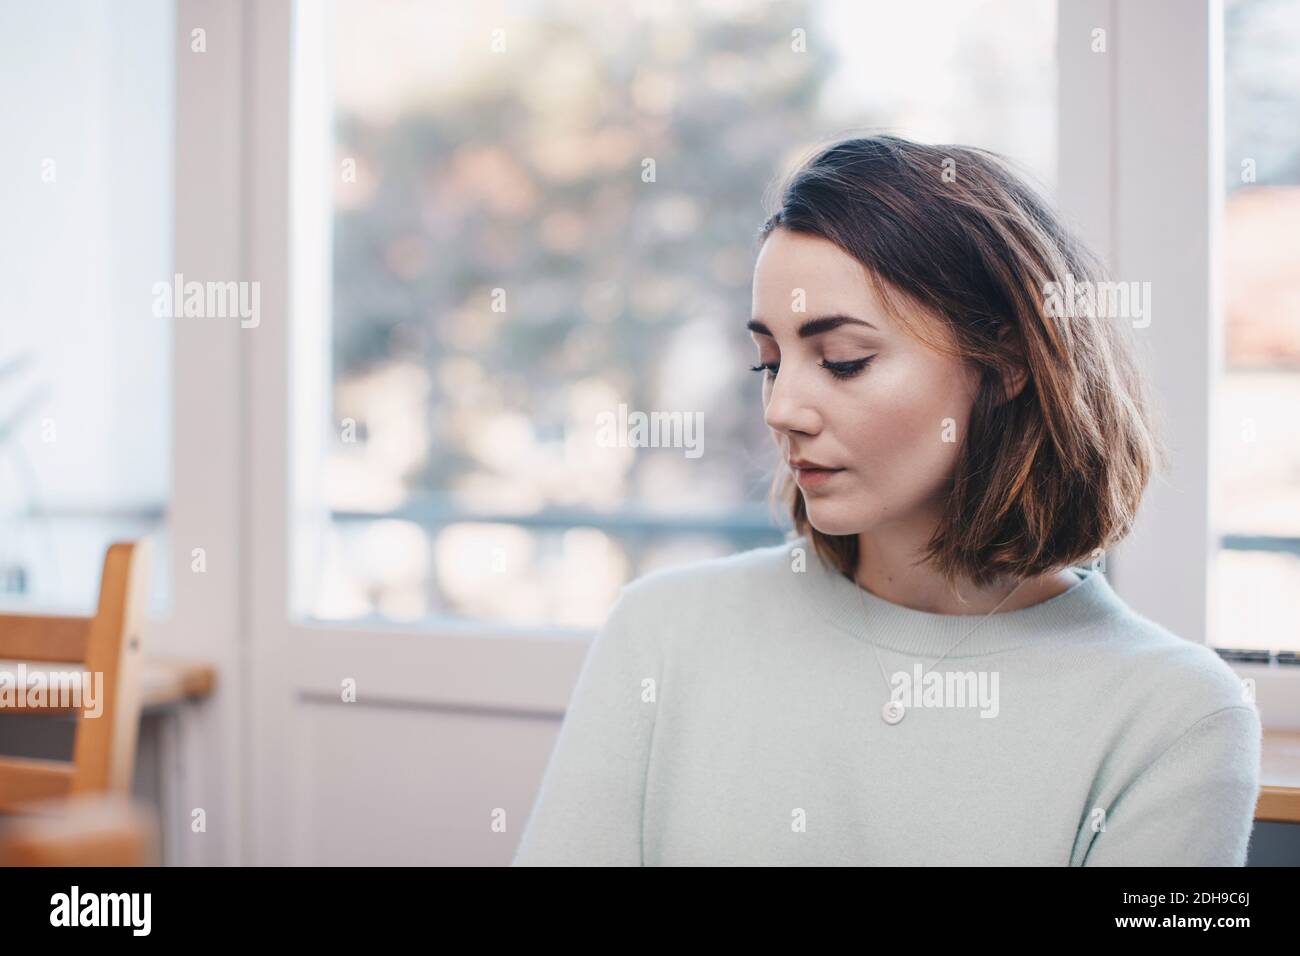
749, 357, 876, 380
820, 356, 876, 379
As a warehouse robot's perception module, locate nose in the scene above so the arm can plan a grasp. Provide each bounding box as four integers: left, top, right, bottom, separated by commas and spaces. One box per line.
762, 363, 822, 439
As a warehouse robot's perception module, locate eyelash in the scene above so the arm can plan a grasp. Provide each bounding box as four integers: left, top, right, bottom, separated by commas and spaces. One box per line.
748, 357, 876, 381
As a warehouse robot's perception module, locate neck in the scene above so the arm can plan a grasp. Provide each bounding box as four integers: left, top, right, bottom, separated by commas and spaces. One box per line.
853, 517, 1076, 616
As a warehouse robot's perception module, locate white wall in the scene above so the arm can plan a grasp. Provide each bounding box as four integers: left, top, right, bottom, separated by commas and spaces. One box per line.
0, 0, 173, 609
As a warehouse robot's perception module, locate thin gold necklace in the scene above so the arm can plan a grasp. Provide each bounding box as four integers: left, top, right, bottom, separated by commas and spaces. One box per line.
855, 573, 1027, 725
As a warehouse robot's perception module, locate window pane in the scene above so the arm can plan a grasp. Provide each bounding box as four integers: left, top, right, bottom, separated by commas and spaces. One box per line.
0, 1, 173, 614
295, 0, 1057, 628
1213, 0, 1300, 652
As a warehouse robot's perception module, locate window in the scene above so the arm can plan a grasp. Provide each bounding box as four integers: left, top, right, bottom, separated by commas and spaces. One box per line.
1211, 0, 1300, 655
291, 0, 1057, 628
0, 0, 173, 614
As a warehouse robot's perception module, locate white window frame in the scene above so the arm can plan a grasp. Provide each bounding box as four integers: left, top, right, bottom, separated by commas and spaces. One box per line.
163, 0, 253, 864
1058, 0, 1298, 728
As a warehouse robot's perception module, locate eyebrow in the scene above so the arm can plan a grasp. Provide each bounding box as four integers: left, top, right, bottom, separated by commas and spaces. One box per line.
746, 314, 879, 338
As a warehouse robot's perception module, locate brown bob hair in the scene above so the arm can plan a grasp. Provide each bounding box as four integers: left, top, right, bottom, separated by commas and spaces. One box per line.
758, 134, 1164, 587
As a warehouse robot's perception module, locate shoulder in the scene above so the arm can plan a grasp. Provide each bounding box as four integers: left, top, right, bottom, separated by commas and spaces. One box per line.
1082, 595, 1258, 745
606, 537, 801, 640
1061, 591, 1262, 838
1102, 605, 1250, 717
621, 537, 799, 605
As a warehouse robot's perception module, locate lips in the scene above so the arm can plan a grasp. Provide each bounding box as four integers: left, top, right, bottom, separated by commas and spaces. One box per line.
789, 459, 843, 472
791, 463, 844, 489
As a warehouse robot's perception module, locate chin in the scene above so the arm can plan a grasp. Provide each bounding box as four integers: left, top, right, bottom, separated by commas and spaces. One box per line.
801, 497, 876, 538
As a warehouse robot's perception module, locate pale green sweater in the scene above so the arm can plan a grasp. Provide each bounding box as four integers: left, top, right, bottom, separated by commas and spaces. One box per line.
513, 536, 1262, 866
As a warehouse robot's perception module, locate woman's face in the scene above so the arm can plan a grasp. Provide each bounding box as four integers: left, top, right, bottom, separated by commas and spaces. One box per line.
750, 227, 981, 538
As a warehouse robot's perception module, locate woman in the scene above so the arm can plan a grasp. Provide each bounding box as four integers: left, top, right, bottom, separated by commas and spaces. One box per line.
512, 134, 1261, 866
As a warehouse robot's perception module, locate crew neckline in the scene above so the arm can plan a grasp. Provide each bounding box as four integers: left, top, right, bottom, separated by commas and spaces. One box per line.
793, 535, 1127, 658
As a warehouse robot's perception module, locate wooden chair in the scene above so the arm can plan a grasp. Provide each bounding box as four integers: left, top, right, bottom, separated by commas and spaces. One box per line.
0, 541, 150, 813
0, 793, 158, 865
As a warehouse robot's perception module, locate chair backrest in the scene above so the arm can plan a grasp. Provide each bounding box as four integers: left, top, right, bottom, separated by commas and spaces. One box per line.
0, 541, 150, 813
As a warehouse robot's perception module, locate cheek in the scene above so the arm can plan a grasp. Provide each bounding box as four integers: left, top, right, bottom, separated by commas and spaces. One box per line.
842, 354, 973, 492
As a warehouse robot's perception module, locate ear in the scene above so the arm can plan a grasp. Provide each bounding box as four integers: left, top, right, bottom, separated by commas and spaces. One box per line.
999, 361, 1029, 404
994, 323, 1028, 404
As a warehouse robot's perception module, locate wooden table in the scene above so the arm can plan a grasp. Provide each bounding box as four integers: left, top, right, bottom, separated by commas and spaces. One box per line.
138, 656, 216, 711
1258, 730, 1300, 823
